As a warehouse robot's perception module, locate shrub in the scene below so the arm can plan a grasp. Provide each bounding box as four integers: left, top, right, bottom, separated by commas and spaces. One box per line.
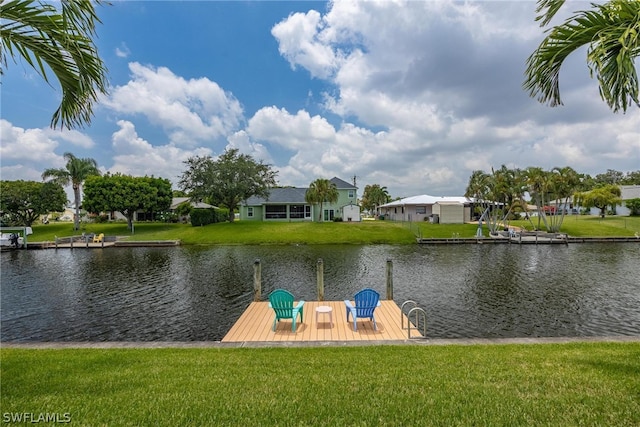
626, 198, 640, 216
190, 208, 229, 226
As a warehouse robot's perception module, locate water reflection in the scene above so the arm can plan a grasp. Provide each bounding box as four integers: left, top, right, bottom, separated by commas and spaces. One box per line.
1, 243, 639, 341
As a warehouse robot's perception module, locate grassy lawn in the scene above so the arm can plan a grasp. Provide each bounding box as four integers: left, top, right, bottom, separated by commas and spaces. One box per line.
27, 221, 418, 245
25, 215, 640, 245
2, 343, 638, 426
509, 215, 640, 237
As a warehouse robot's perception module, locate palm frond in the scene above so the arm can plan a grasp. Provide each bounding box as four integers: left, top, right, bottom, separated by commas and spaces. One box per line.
0, 0, 109, 129
524, 1, 640, 112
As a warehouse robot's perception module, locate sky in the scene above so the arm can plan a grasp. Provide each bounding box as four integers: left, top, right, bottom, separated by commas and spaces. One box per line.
1, 0, 639, 202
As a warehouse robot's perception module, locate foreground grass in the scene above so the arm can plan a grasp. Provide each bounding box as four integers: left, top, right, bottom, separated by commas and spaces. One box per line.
26, 214, 640, 245
1, 343, 638, 426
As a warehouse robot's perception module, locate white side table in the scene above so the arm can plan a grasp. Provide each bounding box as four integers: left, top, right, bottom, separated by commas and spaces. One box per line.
315, 305, 333, 328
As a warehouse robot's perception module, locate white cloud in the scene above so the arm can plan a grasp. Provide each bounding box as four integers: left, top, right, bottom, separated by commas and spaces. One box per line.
103, 62, 245, 147
115, 42, 131, 58
0, 120, 60, 163
109, 120, 212, 185
271, 10, 340, 79
266, 0, 639, 196
44, 128, 95, 149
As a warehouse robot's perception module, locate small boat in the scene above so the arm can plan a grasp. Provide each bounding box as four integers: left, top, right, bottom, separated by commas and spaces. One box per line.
0, 233, 24, 248
0, 227, 32, 249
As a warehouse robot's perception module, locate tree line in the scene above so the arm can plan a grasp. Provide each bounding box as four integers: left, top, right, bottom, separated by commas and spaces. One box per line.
0, 149, 348, 227
2, 147, 638, 231
464, 165, 640, 234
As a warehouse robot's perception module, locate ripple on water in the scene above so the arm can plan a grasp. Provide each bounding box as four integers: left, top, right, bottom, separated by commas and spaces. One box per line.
1, 244, 639, 341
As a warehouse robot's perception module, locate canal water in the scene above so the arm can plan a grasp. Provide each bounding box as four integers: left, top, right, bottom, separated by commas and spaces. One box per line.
1, 243, 639, 342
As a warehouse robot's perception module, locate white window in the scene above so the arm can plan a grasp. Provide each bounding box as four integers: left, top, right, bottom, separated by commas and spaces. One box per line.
348, 190, 355, 198
247, 207, 253, 218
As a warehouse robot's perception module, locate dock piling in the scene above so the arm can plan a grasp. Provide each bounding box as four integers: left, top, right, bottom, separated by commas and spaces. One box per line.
386, 259, 393, 300
317, 258, 324, 301
253, 259, 261, 301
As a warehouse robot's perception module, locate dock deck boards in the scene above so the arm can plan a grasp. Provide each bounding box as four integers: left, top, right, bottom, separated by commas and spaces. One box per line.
222, 300, 422, 343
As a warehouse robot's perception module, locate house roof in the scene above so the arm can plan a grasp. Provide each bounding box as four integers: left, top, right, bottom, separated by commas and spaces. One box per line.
330, 176, 356, 189
244, 187, 308, 206
379, 194, 472, 208
171, 197, 215, 209
243, 177, 356, 206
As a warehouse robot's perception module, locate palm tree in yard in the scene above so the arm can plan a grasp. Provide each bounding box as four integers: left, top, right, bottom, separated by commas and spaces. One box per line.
1, 0, 109, 129
524, 0, 640, 113
42, 152, 101, 230
361, 184, 390, 216
305, 178, 339, 222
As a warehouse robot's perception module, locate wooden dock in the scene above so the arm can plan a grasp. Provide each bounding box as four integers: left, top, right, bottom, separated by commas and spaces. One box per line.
222, 300, 422, 343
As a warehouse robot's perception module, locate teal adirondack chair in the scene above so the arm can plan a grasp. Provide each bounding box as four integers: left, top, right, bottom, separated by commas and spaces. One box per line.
344, 288, 380, 331
269, 289, 305, 332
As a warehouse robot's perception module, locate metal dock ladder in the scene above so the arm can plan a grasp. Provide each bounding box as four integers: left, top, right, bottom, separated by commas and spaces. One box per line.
401, 300, 427, 339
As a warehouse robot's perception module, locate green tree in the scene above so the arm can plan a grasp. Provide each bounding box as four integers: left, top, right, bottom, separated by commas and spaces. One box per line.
524, 0, 640, 113
621, 170, 640, 184
626, 198, 640, 215
305, 178, 339, 222
465, 170, 496, 234
1, 0, 109, 129
142, 176, 172, 219
361, 184, 390, 215
0, 180, 66, 226
594, 169, 625, 186
83, 174, 171, 231
575, 184, 622, 217
544, 166, 583, 232
41, 152, 100, 231
464, 167, 526, 235
178, 149, 277, 223
526, 166, 554, 231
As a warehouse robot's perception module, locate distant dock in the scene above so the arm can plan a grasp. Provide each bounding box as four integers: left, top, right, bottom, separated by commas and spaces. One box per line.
26, 238, 180, 249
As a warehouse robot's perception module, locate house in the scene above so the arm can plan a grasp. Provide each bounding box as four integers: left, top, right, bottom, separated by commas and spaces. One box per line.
111, 198, 216, 222
378, 194, 473, 224
585, 184, 640, 216
239, 177, 360, 221
619, 185, 640, 215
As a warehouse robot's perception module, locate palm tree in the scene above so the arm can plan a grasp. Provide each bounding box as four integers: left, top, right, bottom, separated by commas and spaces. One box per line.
361, 184, 390, 216
1, 0, 109, 129
524, 0, 640, 113
305, 178, 339, 222
525, 166, 554, 231
42, 152, 101, 230
465, 170, 501, 234
546, 166, 582, 232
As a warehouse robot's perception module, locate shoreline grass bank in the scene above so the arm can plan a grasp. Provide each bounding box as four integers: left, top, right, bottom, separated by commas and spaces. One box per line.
23, 215, 640, 245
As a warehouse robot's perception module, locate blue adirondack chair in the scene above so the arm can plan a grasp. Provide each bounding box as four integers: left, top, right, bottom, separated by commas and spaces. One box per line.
269, 289, 305, 332
344, 288, 380, 331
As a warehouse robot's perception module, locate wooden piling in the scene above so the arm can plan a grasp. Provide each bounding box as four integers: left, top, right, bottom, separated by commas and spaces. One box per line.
386, 258, 393, 300
253, 259, 261, 301
317, 258, 324, 301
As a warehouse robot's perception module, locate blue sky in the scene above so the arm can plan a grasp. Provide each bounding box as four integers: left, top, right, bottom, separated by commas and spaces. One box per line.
2, 1, 639, 202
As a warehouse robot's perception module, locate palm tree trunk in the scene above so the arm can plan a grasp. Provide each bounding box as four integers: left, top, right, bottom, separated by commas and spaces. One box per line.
73, 186, 81, 230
